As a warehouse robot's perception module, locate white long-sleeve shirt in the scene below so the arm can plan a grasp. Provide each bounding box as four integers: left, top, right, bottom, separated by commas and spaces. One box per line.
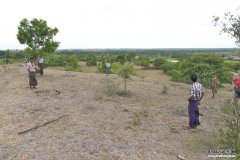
38, 57, 44, 64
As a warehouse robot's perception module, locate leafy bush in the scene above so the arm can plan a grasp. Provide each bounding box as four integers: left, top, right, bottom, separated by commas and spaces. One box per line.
160, 62, 178, 73
97, 62, 122, 74
125, 53, 136, 63
65, 55, 82, 72
116, 55, 126, 65
170, 54, 232, 87
44, 54, 65, 67
229, 62, 240, 71
153, 58, 167, 68
86, 59, 97, 66
137, 57, 150, 67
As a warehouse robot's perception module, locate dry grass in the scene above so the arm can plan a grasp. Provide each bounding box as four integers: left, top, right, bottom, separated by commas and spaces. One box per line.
0, 64, 232, 160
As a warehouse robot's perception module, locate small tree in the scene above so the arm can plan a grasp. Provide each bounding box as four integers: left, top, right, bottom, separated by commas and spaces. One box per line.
17, 18, 60, 57
153, 57, 167, 68
118, 65, 136, 92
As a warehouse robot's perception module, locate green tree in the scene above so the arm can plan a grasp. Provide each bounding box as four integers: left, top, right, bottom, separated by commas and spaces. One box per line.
213, 12, 240, 46
17, 18, 60, 56
116, 55, 126, 65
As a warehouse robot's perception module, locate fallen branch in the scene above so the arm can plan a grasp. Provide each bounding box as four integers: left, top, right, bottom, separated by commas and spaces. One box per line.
18, 114, 69, 135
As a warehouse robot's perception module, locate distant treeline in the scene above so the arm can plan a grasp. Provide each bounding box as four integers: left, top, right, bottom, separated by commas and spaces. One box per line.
56, 48, 238, 59
0, 48, 238, 59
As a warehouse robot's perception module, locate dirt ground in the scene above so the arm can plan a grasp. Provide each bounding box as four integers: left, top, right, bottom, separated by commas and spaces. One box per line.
0, 64, 233, 160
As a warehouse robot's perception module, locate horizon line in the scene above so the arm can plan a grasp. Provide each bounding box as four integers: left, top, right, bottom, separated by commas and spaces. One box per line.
0, 47, 238, 51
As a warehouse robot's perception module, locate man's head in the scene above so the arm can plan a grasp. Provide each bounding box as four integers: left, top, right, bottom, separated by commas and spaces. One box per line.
212, 73, 216, 78
190, 73, 197, 82
29, 57, 34, 62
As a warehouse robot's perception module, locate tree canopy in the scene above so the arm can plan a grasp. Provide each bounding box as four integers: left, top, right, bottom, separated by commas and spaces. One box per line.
17, 18, 60, 54
213, 12, 240, 47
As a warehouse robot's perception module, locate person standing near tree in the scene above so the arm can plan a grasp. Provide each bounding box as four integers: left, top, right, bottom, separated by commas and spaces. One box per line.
38, 56, 44, 75
183, 73, 204, 130
106, 62, 111, 75
27, 57, 39, 89
211, 73, 217, 98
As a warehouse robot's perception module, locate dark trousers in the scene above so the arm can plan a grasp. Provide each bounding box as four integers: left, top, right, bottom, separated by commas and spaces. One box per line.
188, 100, 200, 127
29, 72, 37, 87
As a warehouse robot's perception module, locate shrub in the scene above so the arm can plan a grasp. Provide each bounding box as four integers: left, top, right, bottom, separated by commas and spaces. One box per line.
153, 57, 167, 68
160, 62, 177, 74
97, 62, 122, 74
86, 59, 97, 66
116, 55, 126, 65
171, 54, 232, 87
137, 57, 150, 67
44, 54, 65, 67
65, 55, 82, 72
230, 62, 240, 71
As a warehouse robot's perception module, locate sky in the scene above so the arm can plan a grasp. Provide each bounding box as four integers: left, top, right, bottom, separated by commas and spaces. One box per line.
0, 0, 239, 49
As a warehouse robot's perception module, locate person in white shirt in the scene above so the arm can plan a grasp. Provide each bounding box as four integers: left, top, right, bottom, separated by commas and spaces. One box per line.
38, 56, 44, 75
27, 57, 39, 89
105, 62, 111, 75
183, 73, 204, 130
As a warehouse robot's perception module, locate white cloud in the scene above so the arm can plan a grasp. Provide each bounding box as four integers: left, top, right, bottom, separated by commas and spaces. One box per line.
0, 0, 239, 49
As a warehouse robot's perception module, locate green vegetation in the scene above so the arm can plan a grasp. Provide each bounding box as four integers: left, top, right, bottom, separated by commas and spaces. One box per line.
213, 10, 240, 157
137, 57, 150, 68
213, 12, 240, 47
217, 101, 240, 158
86, 59, 97, 66
169, 54, 232, 88
118, 65, 136, 92
153, 57, 167, 68
65, 55, 82, 72
17, 18, 59, 57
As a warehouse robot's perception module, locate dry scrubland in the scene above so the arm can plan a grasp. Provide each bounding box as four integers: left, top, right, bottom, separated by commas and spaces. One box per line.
0, 64, 233, 160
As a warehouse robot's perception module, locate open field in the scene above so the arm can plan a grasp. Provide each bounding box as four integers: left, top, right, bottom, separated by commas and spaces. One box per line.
0, 63, 233, 160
